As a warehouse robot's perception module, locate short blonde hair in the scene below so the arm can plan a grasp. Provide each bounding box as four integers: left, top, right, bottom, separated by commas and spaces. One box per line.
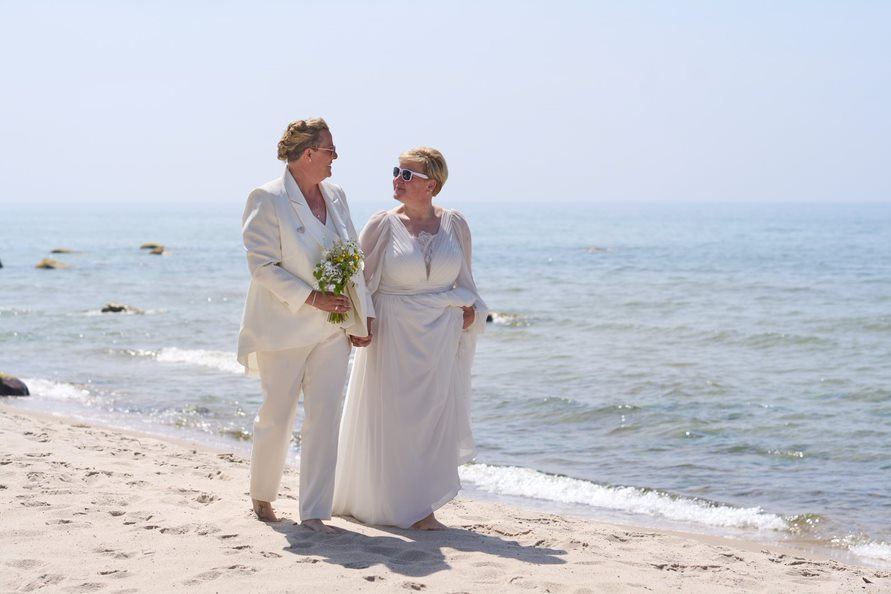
400, 147, 448, 196
277, 118, 329, 162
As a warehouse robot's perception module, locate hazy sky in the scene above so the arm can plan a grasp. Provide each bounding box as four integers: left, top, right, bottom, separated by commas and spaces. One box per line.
2, 0, 889, 206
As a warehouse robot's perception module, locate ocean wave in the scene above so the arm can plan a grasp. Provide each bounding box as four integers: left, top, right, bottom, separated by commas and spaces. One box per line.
832, 534, 891, 564
148, 347, 244, 375
459, 463, 788, 531
849, 542, 891, 563
20, 378, 93, 403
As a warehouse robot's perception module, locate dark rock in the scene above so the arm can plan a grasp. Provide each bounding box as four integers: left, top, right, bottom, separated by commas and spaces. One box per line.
101, 303, 144, 314
486, 314, 494, 323
35, 258, 67, 269
0, 374, 30, 396
140, 243, 163, 250
50, 248, 80, 254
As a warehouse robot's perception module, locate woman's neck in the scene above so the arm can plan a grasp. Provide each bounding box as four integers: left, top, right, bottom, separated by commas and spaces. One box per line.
401, 200, 435, 221
288, 164, 323, 203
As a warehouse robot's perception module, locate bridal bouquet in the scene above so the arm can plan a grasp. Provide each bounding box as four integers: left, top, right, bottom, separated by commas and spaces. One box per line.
313, 239, 364, 324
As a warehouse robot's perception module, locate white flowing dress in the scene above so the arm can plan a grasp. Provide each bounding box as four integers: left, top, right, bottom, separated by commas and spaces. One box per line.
333, 208, 487, 528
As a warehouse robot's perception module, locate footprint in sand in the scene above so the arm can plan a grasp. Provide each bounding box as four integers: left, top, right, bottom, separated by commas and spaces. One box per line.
184, 565, 256, 585
159, 525, 193, 535
287, 539, 315, 551
395, 549, 435, 563
652, 563, 722, 572
96, 548, 135, 560
367, 545, 401, 556
23, 431, 50, 443
5, 558, 45, 570
195, 493, 218, 504
183, 570, 222, 586
24, 452, 52, 458
21, 574, 65, 590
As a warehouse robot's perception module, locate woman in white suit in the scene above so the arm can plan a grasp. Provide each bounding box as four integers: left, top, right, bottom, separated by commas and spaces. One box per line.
237, 118, 372, 533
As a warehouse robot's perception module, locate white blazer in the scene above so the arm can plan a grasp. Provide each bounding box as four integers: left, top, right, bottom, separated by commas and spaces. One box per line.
237, 169, 373, 374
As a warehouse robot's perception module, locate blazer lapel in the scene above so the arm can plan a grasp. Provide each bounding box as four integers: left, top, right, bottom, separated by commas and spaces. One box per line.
283, 169, 327, 250
320, 182, 351, 243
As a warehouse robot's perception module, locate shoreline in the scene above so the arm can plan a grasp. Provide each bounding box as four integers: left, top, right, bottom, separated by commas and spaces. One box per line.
2, 404, 888, 592
5, 396, 885, 571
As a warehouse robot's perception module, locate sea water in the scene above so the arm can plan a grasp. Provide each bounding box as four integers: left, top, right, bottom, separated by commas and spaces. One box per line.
2, 200, 889, 567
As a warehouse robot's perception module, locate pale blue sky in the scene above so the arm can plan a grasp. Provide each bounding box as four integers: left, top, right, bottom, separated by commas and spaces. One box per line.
1, 0, 889, 205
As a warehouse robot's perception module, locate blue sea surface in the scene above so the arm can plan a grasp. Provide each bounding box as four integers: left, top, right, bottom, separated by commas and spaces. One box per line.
2, 200, 890, 566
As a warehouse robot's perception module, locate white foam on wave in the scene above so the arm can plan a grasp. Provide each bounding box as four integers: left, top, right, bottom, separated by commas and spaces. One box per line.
849, 542, 891, 563
21, 378, 92, 402
459, 463, 789, 531
154, 347, 243, 375
833, 535, 891, 564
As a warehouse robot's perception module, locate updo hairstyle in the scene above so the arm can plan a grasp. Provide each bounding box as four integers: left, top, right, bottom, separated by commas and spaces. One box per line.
277, 117, 329, 162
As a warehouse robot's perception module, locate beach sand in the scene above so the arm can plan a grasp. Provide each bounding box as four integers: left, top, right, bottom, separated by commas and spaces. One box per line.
1, 405, 887, 593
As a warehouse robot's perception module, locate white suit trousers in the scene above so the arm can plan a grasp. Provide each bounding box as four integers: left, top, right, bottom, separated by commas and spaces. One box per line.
250, 330, 350, 520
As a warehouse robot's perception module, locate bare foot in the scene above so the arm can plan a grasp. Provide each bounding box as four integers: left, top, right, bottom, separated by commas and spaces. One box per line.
252, 499, 279, 522
301, 519, 338, 534
411, 513, 447, 531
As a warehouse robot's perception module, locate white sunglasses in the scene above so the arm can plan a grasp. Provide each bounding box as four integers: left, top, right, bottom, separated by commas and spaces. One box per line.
393, 166, 430, 181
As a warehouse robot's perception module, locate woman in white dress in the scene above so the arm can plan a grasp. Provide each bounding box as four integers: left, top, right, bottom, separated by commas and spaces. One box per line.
334, 147, 487, 530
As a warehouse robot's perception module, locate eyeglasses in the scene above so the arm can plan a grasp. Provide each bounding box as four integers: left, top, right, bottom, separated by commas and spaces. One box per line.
393, 166, 430, 181
313, 145, 337, 154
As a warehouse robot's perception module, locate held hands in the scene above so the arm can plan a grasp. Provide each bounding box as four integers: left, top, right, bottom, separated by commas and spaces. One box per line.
349, 317, 374, 348
307, 290, 351, 315
462, 306, 475, 330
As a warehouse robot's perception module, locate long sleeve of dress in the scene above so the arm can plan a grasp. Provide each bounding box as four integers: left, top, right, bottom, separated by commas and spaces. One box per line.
242, 191, 313, 314
357, 211, 391, 298
451, 210, 488, 334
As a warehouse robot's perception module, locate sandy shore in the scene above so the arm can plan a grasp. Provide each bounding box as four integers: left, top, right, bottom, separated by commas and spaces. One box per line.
1, 405, 887, 593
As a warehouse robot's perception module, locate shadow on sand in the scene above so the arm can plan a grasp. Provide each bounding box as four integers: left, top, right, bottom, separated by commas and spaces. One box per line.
269, 516, 566, 577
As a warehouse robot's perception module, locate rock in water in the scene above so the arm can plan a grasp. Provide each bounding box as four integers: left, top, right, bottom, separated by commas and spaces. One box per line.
140, 242, 163, 250
101, 303, 144, 314
149, 245, 166, 255
0, 374, 30, 396
35, 258, 67, 269
50, 248, 80, 254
